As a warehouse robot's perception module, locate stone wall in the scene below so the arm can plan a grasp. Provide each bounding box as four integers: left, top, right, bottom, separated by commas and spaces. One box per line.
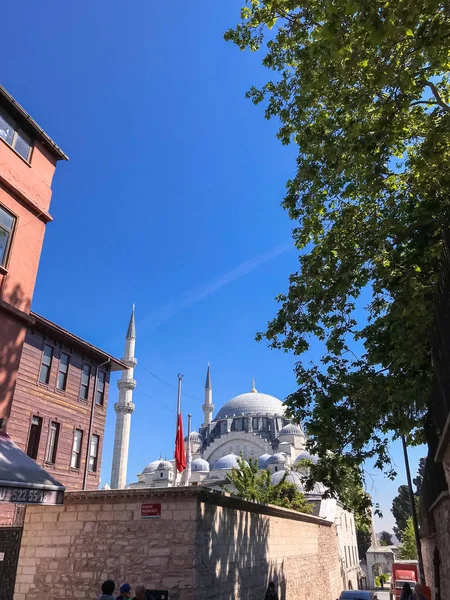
15, 487, 343, 600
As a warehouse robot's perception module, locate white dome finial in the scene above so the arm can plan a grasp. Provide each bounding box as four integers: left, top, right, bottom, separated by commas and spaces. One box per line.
251, 378, 257, 393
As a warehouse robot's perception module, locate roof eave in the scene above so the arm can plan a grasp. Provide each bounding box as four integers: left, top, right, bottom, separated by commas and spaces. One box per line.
0, 85, 68, 161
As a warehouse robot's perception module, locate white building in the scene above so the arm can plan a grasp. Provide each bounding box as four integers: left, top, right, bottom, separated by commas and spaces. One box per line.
122, 364, 361, 588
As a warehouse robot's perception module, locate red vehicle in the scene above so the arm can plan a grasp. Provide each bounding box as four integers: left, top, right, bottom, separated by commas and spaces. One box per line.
390, 561, 419, 600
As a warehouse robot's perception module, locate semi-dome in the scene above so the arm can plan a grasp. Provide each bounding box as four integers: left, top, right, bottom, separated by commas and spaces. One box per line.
215, 384, 285, 420
279, 423, 303, 436
142, 459, 161, 474
271, 469, 305, 491
257, 453, 272, 469
192, 458, 210, 472
211, 453, 246, 471
156, 460, 173, 471
185, 430, 204, 444
267, 452, 288, 465
294, 451, 318, 465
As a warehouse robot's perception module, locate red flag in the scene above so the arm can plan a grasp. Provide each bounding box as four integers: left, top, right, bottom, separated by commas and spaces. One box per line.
175, 413, 186, 472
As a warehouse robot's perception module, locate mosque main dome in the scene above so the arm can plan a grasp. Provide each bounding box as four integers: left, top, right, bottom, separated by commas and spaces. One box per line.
214, 382, 285, 420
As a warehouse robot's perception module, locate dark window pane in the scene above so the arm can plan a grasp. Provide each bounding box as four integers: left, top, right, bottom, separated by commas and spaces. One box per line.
39, 345, 53, 383
26, 416, 42, 459
96, 371, 106, 405
0, 112, 14, 144
88, 434, 99, 472
56, 353, 70, 390
0, 228, 8, 265
82, 364, 90, 385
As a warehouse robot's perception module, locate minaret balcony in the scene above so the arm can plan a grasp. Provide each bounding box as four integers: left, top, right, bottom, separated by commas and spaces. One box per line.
121, 357, 138, 368
202, 404, 214, 413
114, 401, 135, 414
117, 378, 137, 391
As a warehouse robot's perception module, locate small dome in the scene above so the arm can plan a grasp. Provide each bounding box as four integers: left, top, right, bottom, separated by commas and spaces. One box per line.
279, 423, 303, 436
212, 453, 246, 471
102, 483, 111, 490
267, 452, 288, 465
257, 453, 272, 469
185, 430, 204, 444
156, 460, 173, 471
143, 459, 161, 474
191, 458, 210, 472
294, 451, 318, 465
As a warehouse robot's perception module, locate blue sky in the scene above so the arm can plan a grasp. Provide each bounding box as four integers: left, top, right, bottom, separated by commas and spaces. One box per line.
1, 0, 424, 532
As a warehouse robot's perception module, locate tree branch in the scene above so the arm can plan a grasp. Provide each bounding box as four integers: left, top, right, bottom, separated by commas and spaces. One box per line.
423, 80, 450, 112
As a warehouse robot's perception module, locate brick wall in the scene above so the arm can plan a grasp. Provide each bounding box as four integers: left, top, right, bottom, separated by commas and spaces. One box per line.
15, 488, 343, 600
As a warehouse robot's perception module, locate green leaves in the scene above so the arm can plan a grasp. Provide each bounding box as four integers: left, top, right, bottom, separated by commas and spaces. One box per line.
226, 0, 450, 503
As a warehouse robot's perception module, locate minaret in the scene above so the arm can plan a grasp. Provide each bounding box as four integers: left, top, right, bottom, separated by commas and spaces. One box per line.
110, 305, 137, 489
202, 363, 214, 427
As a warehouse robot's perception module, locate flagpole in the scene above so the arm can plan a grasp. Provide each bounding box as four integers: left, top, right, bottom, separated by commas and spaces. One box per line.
174, 374, 183, 487
184, 413, 192, 487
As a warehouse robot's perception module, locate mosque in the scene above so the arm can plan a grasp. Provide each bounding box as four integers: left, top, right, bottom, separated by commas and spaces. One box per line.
108, 308, 362, 589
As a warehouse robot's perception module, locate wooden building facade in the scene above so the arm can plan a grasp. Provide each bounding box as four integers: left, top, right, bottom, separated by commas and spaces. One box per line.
7, 312, 126, 493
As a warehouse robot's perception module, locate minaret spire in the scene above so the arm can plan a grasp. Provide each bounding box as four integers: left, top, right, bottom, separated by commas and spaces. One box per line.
110, 305, 137, 489
251, 378, 257, 393
202, 363, 214, 427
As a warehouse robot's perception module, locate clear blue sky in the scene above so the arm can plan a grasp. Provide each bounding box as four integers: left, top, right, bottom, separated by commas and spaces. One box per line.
1, 0, 424, 532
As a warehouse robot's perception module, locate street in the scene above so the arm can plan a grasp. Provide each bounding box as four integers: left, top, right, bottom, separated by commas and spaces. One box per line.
374, 590, 389, 600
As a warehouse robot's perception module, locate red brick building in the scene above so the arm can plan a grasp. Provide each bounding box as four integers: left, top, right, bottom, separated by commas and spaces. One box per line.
0, 86, 125, 526
0, 84, 68, 424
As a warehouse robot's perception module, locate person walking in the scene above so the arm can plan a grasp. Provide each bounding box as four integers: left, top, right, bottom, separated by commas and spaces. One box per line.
400, 582, 413, 600
117, 583, 132, 600
264, 582, 279, 600
99, 580, 116, 600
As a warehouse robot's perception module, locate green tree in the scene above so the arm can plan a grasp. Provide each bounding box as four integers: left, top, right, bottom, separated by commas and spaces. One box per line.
225, 456, 312, 513
398, 517, 418, 559
413, 457, 426, 496
356, 527, 372, 559
379, 531, 393, 546
392, 485, 413, 540
226, 0, 450, 499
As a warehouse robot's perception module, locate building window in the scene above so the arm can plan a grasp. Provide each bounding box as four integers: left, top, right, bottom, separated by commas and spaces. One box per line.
71, 429, 83, 469
252, 418, 259, 430
80, 363, 91, 400
0, 205, 15, 268
95, 371, 106, 405
0, 109, 32, 161
56, 352, 70, 391
344, 546, 348, 568
39, 344, 53, 384
160, 472, 163, 478
26, 416, 42, 459
45, 421, 60, 464
88, 434, 99, 472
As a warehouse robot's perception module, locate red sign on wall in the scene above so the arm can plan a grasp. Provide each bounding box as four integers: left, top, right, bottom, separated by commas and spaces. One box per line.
141, 503, 162, 518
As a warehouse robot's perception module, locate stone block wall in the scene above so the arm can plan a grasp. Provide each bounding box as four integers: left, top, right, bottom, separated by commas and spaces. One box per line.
15, 488, 343, 600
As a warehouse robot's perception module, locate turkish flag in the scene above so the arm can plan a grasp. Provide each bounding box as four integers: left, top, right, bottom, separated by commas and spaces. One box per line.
175, 413, 186, 473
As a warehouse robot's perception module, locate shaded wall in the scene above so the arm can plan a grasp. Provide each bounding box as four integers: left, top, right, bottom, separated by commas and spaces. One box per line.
14, 488, 343, 600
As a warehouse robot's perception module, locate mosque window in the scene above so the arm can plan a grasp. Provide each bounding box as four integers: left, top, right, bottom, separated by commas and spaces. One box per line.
0, 204, 15, 268
88, 434, 99, 472
96, 371, 106, 405
262, 418, 269, 431
39, 344, 53, 384
252, 418, 259, 430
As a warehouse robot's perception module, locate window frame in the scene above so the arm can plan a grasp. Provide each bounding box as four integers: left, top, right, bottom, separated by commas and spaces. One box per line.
45, 420, 60, 464
88, 434, 100, 472
79, 363, 91, 400
0, 203, 16, 269
95, 370, 106, 406
56, 352, 70, 391
26, 415, 43, 459
71, 428, 83, 469
39, 343, 54, 384
0, 107, 33, 162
